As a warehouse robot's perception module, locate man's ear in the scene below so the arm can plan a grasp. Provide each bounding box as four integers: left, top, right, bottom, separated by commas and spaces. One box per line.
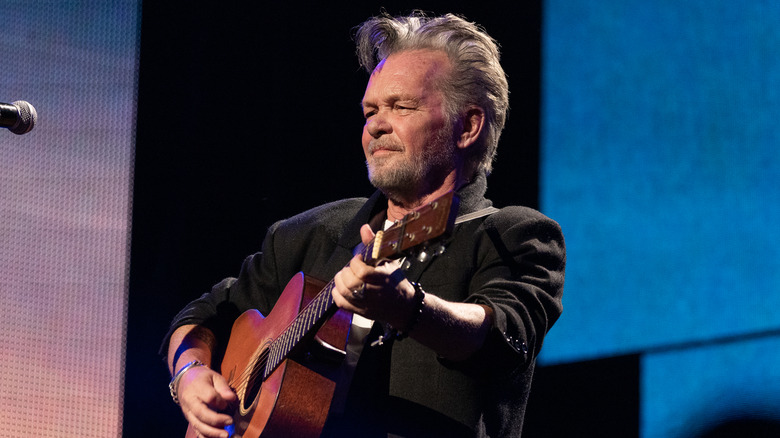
456, 106, 485, 150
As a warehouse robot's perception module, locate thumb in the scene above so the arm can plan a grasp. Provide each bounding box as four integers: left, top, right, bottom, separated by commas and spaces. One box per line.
213, 373, 237, 402
360, 224, 375, 246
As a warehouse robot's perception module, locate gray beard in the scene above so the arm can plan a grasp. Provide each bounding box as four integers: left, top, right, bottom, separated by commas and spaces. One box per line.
366, 128, 456, 205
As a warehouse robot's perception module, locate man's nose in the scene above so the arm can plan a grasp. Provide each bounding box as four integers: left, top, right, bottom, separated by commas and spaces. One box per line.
366, 114, 391, 138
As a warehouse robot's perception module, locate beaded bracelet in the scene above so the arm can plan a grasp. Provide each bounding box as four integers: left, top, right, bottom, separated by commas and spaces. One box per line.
370, 282, 426, 347
394, 282, 426, 340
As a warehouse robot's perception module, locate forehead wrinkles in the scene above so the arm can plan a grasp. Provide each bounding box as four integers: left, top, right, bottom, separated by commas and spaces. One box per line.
364, 50, 451, 103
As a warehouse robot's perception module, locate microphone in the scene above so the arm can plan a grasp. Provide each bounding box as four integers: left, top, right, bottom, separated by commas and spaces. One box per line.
1, 100, 38, 135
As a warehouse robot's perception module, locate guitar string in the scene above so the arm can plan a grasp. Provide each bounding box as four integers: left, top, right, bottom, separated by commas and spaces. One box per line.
224, 197, 455, 411
227, 272, 345, 397
228, 218, 431, 399
227, 216, 423, 401
227, 233, 382, 398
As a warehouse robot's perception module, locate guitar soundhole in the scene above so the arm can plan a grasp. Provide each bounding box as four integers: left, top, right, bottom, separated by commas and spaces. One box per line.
240, 350, 267, 413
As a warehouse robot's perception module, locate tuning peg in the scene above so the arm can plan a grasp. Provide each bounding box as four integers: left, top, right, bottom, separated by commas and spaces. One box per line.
416, 250, 431, 263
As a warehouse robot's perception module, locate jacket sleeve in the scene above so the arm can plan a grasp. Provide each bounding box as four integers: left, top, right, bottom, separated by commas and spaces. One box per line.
440, 206, 566, 378
158, 197, 370, 360
158, 220, 289, 359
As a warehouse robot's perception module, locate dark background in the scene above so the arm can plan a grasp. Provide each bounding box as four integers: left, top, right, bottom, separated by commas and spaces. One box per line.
124, 2, 636, 436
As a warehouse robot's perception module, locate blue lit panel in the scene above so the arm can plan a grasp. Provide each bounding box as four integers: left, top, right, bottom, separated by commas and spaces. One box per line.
538, 1, 780, 436
539, 0, 780, 364
642, 336, 780, 438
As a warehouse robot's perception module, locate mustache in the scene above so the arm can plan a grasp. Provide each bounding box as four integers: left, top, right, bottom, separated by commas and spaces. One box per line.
368, 138, 404, 154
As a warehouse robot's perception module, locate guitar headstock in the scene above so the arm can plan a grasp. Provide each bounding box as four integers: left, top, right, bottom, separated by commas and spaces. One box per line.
364, 191, 460, 266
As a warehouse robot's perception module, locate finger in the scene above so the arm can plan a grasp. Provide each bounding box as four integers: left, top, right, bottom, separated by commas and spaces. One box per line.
190, 414, 231, 438
331, 282, 350, 310
184, 402, 231, 438
334, 269, 371, 314
336, 256, 369, 293
360, 224, 375, 246
191, 421, 229, 438
332, 269, 349, 297
178, 370, 234, 434
212, 374, 237, 405
332, 270, 356, 307
184, 389, 234, 427
348, 252, 374, 282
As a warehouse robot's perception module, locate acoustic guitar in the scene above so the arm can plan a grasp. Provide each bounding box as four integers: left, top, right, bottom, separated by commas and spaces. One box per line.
185, 191, 459, 438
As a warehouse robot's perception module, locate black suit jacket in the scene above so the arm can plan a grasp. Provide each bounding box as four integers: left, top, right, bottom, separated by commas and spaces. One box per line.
163, 173, 565, 437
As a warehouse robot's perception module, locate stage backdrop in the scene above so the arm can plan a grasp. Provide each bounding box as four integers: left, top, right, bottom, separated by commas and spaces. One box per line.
539, 1, 780, 437
0, 2, 138, 437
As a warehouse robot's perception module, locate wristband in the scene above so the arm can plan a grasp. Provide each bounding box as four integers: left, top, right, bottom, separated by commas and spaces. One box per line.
370, 282, 426, 347
394, 282, 426, 340
169, 360, 206, 405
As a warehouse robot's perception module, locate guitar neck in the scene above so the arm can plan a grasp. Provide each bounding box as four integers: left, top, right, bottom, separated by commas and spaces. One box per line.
263, 190, 458, 379
263, 240, 376, 378
264, 280, 339, 378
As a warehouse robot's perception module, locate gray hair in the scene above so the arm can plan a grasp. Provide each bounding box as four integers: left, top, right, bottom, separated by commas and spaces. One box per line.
355, 11, 509, 175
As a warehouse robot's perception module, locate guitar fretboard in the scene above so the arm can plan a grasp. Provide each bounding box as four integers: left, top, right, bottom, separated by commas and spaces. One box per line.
264, 279, 337, 378
260, 191, 457, 380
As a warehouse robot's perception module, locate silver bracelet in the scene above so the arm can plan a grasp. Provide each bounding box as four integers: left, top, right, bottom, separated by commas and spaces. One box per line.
169, 360, 206, 405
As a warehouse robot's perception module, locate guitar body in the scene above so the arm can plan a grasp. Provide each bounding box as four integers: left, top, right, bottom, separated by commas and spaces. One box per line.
185, 272, 351, 438
182, 191, 459, 438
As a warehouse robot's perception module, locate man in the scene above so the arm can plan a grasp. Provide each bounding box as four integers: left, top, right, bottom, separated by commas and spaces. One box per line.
163, 12, 565, 438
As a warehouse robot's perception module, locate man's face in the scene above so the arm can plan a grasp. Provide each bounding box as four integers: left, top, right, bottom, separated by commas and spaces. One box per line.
361, 50, 456, 201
